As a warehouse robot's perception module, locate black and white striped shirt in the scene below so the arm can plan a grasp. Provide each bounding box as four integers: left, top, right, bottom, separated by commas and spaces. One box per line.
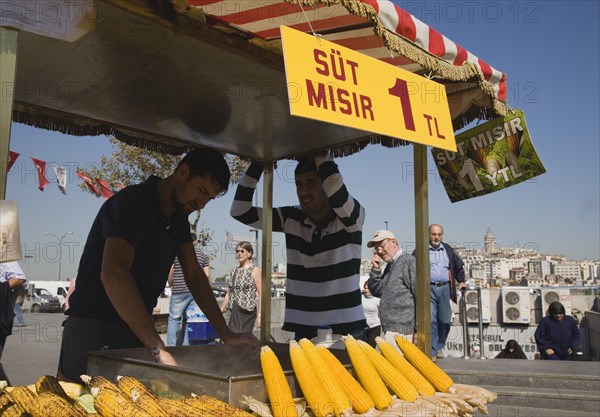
231, 154, 366, 335
171, 247, 209, 294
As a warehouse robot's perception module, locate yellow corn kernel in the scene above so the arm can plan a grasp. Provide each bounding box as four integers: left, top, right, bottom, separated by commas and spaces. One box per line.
289, 340, 332, 417
91, 387, 151, 417
316, 345, 374, 414
117, 375, 158, 400
158, 397, 206, 417
181, 394, 254, 417
375, 336, 435, 396
35, 392, 89, 417
342, 335, 391, 410
259, 345, 298, 417
394, 335, 454, 392
358, 340, 418, 402
299, 338, 351, 416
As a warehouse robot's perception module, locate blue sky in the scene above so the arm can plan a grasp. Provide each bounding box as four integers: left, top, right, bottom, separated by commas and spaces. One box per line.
5, 1, 599, 280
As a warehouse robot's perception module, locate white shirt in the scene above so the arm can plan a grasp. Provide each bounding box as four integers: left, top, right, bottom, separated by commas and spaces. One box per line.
0, 261, 26, 283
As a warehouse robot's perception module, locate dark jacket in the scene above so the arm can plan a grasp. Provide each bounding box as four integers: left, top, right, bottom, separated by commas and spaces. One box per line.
535, 315, 581, 359
413, 243, 465, 303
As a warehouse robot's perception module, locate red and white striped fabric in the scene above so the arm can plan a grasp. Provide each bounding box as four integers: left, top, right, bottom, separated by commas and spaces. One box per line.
188, 0, 506, 102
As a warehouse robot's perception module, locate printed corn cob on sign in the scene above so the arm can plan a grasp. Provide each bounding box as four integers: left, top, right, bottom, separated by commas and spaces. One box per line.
432, 109, 546, 202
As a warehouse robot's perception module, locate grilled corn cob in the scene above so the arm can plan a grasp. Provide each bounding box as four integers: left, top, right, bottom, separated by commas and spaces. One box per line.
7, 386, 39, 416
35, 392, 89, 417
117, 375, 158, 400
343, 335, 391, 410
394, 335, 454, 392
259, 345, 298, 417
1, 403, 29, 417
91, 387, 151, 417
316, 345, 374, 414
375, 336, 435, 396
158, 397, 205, 417
358, 340, 418, 402
299, 338, 351, 416
80, 375, 121, 393
289, 340, 331, 417
182, 394, 254, 417
130, 388, 169, 417
35, 375, 70, 400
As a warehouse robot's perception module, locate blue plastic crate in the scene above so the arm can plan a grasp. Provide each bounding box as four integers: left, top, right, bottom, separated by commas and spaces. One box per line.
187, 321, 218, 341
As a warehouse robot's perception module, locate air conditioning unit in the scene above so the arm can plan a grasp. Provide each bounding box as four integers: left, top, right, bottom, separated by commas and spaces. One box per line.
464, 288, 491, 323
502, 287, 531, 324
541, 288, 572, 316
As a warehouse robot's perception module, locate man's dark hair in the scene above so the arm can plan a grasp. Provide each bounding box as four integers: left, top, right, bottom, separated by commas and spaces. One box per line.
294, 157, 317, 176
178, 148, 230, 194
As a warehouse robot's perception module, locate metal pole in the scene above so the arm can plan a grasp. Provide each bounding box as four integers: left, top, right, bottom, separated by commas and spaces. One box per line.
460, 288, 470, 358
477, 287, 486, 359
45, 232, 73, 280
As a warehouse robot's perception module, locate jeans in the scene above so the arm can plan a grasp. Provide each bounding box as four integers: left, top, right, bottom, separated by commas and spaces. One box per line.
13, 303, 25, 326
167, 292, 194, 347
431, 284, 452, 356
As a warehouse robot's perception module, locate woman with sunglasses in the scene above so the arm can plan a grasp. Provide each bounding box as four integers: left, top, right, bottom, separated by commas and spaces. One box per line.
220, 242, 262, 332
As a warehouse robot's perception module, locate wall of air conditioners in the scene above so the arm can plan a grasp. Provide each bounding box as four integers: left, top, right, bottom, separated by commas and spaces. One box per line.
452, 286, 595, 325
444, 287, 598, 359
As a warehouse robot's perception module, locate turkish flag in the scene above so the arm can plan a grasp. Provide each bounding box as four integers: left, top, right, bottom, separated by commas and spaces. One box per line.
7, 151, 19, 171
76, 170, 100, 196
95, 178, 114, 200
31, 157, 49, 191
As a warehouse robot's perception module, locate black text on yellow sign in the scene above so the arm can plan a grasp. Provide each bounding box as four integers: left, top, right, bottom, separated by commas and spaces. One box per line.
281, 26, 456, 151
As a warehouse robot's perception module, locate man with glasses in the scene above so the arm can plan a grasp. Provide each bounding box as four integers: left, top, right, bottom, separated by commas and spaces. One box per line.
366, 230, 417, 348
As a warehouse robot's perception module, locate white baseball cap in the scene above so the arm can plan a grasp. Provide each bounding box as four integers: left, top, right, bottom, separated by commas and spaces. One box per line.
367, 230, 396, 248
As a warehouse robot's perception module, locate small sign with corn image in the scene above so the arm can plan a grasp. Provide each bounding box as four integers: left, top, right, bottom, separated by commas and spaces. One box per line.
432, 109, 546, 203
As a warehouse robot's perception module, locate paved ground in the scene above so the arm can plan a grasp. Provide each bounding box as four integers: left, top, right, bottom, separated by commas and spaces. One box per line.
3, 312, 65, 386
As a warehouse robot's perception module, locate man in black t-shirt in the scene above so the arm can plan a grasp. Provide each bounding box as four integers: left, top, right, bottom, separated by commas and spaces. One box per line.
58, 149, 258, 383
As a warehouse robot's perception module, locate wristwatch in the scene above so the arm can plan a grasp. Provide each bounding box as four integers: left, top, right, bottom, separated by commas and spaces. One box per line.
150, 347, 161, 363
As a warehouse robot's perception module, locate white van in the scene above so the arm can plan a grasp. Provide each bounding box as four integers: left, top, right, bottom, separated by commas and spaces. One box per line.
29, 280, 70, 310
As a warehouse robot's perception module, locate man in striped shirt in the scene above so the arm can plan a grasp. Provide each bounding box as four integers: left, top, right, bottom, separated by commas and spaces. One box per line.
231, 152, 366, 341
166, 234, 210, 346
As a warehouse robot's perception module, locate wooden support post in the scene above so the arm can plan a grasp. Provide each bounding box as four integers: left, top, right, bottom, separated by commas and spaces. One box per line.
0, 27, 18, 199
413, 144, 431, 355
260, 163, 273, 343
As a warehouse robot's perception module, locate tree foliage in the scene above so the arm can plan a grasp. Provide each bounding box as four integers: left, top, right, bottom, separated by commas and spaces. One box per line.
79, 136, 248, 248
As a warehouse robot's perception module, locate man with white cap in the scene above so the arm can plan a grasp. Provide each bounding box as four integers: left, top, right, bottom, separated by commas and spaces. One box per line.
366, 230, 417, 348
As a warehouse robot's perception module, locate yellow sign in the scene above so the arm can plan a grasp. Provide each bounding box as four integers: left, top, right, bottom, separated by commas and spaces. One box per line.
281, 26, 456, 151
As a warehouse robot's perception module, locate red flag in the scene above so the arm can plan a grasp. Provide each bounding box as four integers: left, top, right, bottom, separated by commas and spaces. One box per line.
31, 157, 49, 191
7, 151, 19, 171
77, 170, 100, 196
95, 178, 114, 200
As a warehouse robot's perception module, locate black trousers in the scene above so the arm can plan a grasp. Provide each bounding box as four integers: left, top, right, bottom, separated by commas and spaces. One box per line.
58, 317, 143, 384
365, 325, 382, 348
0, 333, 10, 385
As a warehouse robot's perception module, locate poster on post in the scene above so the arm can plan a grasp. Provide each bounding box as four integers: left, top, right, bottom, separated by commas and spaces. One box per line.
432, 109, 546, 203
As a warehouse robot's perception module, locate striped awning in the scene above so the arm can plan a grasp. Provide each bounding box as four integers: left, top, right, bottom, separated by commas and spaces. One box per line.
184, 0, 508, 127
